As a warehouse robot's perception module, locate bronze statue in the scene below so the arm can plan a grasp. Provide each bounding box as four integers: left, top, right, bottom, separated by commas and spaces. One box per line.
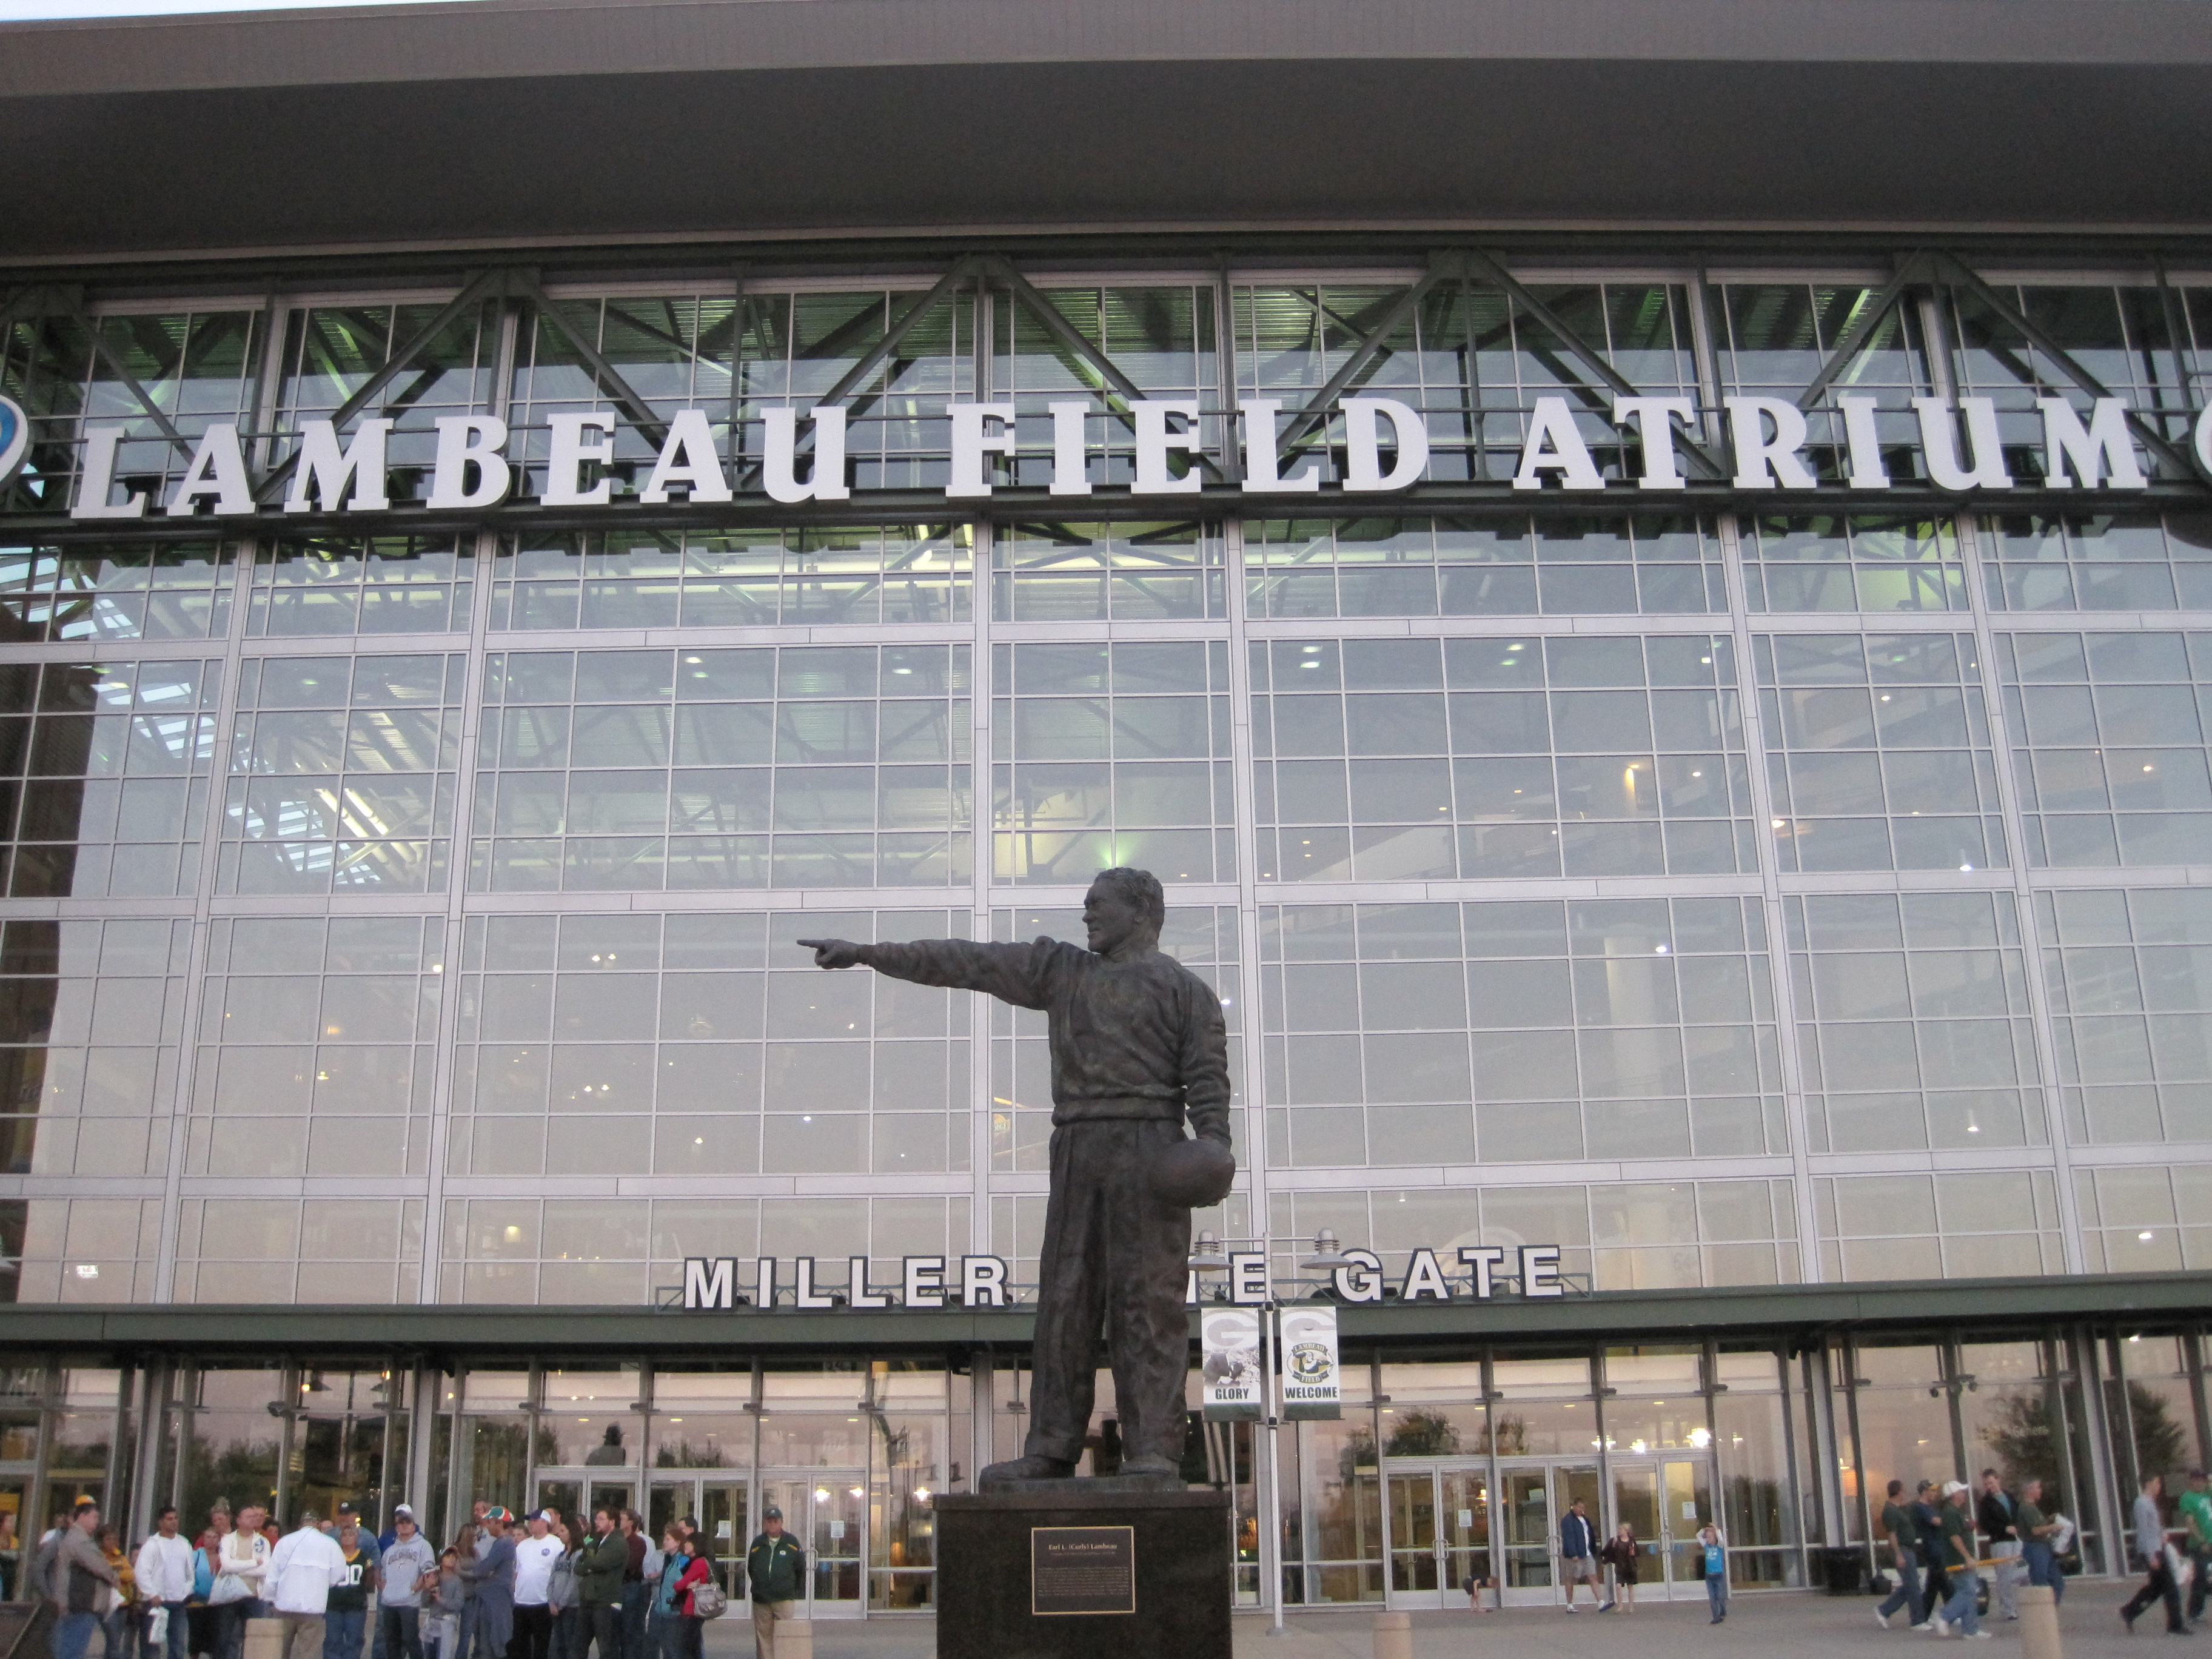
800, 866, 1233, 1484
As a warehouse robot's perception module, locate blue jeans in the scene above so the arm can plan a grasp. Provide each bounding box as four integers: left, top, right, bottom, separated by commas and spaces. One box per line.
1879, 1555, 1923, 1623
55, 1612, 101, 1659
1705, 1574, 1726, 1620
1943, 1567, 1980, 1634
2023, 1542, 2064, 1604
324, 1609, 367, 1659
104, 1606, 138, 1659
617, 1585, 648, 1659
374, 1607, 421, 1659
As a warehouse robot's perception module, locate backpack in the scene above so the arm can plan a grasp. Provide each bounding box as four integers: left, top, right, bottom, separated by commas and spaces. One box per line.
688, 1578, 727, 1621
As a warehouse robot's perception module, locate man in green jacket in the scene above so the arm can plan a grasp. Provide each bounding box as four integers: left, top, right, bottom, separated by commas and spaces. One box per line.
572, 1510, 628, 1659
745, 1509, 803, 1659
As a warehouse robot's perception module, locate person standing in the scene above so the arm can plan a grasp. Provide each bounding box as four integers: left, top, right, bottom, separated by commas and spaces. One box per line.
573, 1510, 626, 1659
1558, 1498, 1599, 1612
508, 1511, 563, 1659
662, 1537, 708, 1659
2123, 1473, 2188, 1635
743, 1509, 802, 1659
138, 1507, 197, 1659
1977, 1469, 2023, 1622
1874, 1480, 1927, 1630
99, 1524, 141, 1659
1912, 1481, 1951, 1628
38, 1501, 119, 1659
213, 1507, 272, 1659
266, 1511, 351, 1659
458, 1510, 515, 1659
1598, 1523, 1638, 1614
616, 1513, 649, 1659
326, 1517, 379, 1659
1696, 1521, 1728, 1624
1936, 1481, 1992, 1639
2015, 1478, 2065, 1605
374, 1507, 435, 1659
2182, 1470, 2212, 1624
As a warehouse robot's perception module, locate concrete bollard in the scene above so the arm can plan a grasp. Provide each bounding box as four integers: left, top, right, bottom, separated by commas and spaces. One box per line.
776, 1617, 814, 1659
2018, 1583, 2061, 1659
243, 1617, 285, 1659
1373, 1609, 1413, 1659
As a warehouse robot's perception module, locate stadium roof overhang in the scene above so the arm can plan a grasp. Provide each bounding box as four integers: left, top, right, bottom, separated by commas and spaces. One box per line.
2, 0, 2212, 268
0, 1273, 2205, 1360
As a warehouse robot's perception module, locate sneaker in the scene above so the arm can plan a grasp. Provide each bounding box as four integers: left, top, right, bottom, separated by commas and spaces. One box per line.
1564, 1605, 1577, 1614
1931, 1617, 1952, 1635
1877, 1610, 1892, 1630
1910, 1624, 1934, 1632
1965, 1630, 1994, 1640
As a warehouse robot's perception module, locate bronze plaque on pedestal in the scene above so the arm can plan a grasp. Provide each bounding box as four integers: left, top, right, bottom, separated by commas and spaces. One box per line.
1031, 1525, 1136, 1615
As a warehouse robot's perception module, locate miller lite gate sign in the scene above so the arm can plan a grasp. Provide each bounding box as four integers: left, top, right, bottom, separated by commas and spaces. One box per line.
677, 1242, 1570, 1311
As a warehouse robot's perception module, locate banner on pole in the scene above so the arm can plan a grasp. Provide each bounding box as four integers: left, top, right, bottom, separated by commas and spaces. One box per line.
1201, 1307, 1263, 1421
1278, 1304, 1342, 1420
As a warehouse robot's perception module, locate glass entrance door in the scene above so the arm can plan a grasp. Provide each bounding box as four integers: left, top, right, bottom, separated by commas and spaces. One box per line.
1607, 1458, 1712, 1599
759, 1472, 866, 1619
535, 1473, 638, 1535
1498, 1460, 1600, 1605
1382, 1460, 1492, 1611
646, 1476, 749, 1601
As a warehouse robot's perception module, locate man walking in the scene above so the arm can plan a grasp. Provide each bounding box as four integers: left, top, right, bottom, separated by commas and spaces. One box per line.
2182, 1469, 2212, 1624
1874, 1480, 1927, 1629
2016, 1478, 2065, 1604
136, 1507, 195, 1659
1912, 1481, 1951, 1628
267, 1510, 351, 1659
1978, 1469, 2023, 1621
800, 866, 1233, 1485
745, 1507, 802, 1659
1559, 1498, 1599, 1612
2123, 1473, 2188, 1635
1937, 1481, 1992, 1639
38, 1500, 118, 1659
374, 1507, 435, 1659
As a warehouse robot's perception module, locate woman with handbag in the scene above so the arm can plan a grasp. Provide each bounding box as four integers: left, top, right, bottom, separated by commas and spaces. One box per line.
654, 1530, 708, 1659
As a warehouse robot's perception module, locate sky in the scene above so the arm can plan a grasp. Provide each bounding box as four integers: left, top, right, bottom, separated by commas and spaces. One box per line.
0, 0, 489, 16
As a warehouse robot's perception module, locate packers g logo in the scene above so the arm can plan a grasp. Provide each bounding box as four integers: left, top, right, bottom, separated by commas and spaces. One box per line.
0, 396, 25, 486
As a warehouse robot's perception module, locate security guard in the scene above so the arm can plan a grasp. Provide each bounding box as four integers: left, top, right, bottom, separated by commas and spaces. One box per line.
743, 1508, 803, 1659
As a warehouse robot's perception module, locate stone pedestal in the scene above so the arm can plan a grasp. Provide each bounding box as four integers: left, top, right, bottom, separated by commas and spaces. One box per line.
936, 1484, 1231, 1659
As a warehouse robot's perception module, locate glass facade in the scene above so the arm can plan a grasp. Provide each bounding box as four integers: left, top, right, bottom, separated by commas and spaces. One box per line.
5, 252, 2212, 1610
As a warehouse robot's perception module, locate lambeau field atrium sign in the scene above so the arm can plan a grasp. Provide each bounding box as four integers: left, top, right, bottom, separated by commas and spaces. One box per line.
49, 391, 2212, 520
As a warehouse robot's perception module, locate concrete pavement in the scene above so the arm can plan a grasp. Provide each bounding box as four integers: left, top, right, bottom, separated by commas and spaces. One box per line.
703, 1580, 2186, 1657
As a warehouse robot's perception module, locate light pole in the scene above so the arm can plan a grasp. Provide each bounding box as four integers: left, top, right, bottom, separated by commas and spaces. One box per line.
1189, 1227, 1358, 1636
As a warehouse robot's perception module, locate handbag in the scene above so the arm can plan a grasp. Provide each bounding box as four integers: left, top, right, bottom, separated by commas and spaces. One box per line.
208, 1572, 251, 1606
688, 1579, 727, 1621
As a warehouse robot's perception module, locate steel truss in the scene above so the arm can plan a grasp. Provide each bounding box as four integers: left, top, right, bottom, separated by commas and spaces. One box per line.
2, 246, 2208, 538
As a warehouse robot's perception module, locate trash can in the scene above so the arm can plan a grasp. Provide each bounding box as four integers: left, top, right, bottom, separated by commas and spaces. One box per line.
1822, 1547, 1866, 1595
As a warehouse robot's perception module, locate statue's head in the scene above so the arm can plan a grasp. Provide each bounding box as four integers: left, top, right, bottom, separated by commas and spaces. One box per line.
1085, 866, 1164, 956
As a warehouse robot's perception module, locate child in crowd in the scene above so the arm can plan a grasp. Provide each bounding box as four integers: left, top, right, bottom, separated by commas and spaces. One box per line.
424, 1549, 466, 1659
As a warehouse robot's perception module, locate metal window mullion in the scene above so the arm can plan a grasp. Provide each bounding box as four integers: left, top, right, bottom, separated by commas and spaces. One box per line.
417, 303, 519, 1304
244, 290, 289, 476
1957, 509, 2085, 1273
151, 542, 255, 1299
1220, 515, 1270, 1279
1715, 512, 1819, 1280
969, 508, 994, 1254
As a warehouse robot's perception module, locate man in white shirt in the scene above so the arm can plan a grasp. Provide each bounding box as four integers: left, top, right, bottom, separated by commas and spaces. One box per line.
135, 1507, 196, 1659
508, 1511, 563, 1659
267, 1511, 352, 1659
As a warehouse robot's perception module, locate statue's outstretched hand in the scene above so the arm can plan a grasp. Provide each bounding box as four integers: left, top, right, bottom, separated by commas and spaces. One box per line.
796, 937, 865, 970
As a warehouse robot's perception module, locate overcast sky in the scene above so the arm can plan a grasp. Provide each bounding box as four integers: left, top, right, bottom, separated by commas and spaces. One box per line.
0, 0, 482, 16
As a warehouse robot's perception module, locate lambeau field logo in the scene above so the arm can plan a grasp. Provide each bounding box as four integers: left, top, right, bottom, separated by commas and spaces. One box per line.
0, 397, 25, 487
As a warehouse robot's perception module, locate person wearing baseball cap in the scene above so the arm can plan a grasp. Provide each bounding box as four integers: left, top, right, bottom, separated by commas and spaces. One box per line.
745, 1508, 802, 1657
374, 1507, 435, 1659
457, 1510, 514, 1659
1934, 1483, 1989, 1638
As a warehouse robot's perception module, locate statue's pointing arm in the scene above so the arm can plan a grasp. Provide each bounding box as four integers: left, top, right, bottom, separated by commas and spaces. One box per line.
1181, 975, 1233, 1147
803, 936, 1054, 1012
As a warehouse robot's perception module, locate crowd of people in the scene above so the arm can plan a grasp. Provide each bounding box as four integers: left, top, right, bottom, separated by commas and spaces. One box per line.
1872, 1468, 2076, 1639
24, 1495, 805, 1659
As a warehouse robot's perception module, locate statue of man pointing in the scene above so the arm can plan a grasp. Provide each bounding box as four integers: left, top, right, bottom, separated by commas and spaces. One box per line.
800, 866, 1233, 1485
